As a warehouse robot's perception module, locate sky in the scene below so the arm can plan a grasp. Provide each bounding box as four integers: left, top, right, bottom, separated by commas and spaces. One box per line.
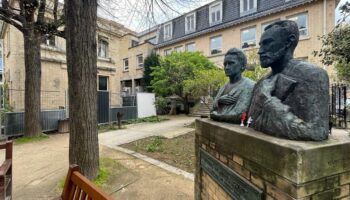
98, 0, 350, 32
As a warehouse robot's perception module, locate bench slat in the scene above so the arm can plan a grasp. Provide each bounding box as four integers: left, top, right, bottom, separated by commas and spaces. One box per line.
60, 165, 114, 200
71, 172, 113, 200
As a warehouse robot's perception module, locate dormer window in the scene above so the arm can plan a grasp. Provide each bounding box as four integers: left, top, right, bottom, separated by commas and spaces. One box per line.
164, 22, 173, 40
240, 0, 257, 16
209, 1, 222, 26
185, 12, 196, 34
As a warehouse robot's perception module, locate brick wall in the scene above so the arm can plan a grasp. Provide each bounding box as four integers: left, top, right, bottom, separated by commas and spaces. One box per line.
195, 119, 350, 200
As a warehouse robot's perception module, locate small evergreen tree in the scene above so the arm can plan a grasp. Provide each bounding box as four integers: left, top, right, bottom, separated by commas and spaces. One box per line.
143, 52, 160, 92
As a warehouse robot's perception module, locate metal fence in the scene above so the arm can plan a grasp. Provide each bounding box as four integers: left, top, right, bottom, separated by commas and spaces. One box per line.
330, 84, 349, 128
0, 88, 138, 136
4, 109, 66, 136
97, 91, 137, 124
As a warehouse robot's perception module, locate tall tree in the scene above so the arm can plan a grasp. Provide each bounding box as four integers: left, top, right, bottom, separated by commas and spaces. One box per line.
151, 51, 216, 114
143, 52, 160, 92
314, 2, 350, 83
65, 0, 99, 179
0, 0, 64, 136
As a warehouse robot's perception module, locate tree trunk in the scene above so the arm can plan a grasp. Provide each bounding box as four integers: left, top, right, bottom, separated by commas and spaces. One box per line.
23, 24, 42, 137
184, 96, 190, 115
65, 0, 99, 179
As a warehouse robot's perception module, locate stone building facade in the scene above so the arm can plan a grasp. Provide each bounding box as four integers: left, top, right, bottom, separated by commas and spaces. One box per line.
156, 0, 340, 80
0, 17, 157, 111
0, 0, 340, 111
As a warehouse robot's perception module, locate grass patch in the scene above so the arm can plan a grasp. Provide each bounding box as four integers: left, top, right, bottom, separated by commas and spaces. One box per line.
57, 157, 124, 190
98, 116, 168, 133
98, 123, 127, 133
15, 133, 49, 145
127, 116, 169, 124
146, 136, 164, 152
121, 132, 195, 173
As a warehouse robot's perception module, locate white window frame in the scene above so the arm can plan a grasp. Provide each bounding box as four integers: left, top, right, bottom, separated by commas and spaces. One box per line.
210, 35, 222, 55
241, 26, 256, 49
287, 12, 309, 38
185, 12, 196, 34
240, 0, 257, 16
98, 37, 109, 58
136, 54, 143, 68
164, 48, 172, 56
175, 46, 184, 52
123, 58, 129, 71
209, 1, 223, 26
163, 22, 173, 40
185, 43, 196, 52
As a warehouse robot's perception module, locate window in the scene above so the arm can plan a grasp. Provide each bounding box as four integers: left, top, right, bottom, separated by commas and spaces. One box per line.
261, 19, 280, 32
210, 36, 222, 55
98, 76, 108, 91
131, 40, 139, 47
185, 12, 196, 33
98, 37, 108, 58
164, 22, 173, 40
241, 27, 256, 49
123, 58, 129, 71
41, 35, 55, 46
287, 13, 308, 37
164, 48, 172, 56
137, 54, 143, 68
175, 46, 183, 52
240, 0, 257, 16
186, 43, 196, 52
209, 1, 222, 25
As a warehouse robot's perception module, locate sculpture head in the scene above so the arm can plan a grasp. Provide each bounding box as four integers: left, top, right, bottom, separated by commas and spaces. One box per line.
224, 48, 247, 79
258, 20, 299, 69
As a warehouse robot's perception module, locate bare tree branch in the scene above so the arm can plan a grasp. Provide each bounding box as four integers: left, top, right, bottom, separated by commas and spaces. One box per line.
37, 0, 46, 24
0, 14, 24, 32
0, 7, 26, 23
53, 0, 58, 21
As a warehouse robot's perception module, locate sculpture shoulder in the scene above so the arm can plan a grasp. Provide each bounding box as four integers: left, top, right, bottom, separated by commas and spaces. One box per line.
286, 60, 329, 82
241, 77, 256, 89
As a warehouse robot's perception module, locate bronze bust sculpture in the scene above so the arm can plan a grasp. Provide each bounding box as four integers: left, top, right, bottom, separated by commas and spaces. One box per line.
210, 48, 255, 123
248, 20, 329, 141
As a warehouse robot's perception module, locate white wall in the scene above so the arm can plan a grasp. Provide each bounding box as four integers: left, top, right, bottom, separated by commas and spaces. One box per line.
137, 93, 156, 118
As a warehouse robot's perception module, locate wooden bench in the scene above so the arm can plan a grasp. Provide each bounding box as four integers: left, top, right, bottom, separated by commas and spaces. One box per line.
58, 165, 114, 200
0, 141, 13, 200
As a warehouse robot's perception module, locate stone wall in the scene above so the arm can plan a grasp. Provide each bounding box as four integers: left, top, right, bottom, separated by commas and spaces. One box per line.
195, 119, 350, 200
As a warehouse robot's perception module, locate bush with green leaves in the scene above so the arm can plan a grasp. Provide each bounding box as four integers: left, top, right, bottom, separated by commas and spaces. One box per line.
151, 51, 216, 113
314, 2, 350, 83
146, 136, 164, 152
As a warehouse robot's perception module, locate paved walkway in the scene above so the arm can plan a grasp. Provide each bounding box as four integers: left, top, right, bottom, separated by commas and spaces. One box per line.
99, 115, 196, 147
12, 115, 197, 200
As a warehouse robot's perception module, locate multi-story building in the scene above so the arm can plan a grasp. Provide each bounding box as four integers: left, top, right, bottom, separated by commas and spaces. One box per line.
0, 17, 157, 111
0, 0, 341, 111
155, 0, 340, 80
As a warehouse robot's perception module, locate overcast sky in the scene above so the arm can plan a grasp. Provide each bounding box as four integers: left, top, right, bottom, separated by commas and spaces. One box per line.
98, 0, 349, 32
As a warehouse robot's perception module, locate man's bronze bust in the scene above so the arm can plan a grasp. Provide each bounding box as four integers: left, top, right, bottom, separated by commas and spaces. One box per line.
248, 20, 329, 141
211, 48, 255, 123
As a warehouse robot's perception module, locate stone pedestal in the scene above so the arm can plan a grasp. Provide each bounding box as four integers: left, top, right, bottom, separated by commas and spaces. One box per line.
195, 119, 350, 200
